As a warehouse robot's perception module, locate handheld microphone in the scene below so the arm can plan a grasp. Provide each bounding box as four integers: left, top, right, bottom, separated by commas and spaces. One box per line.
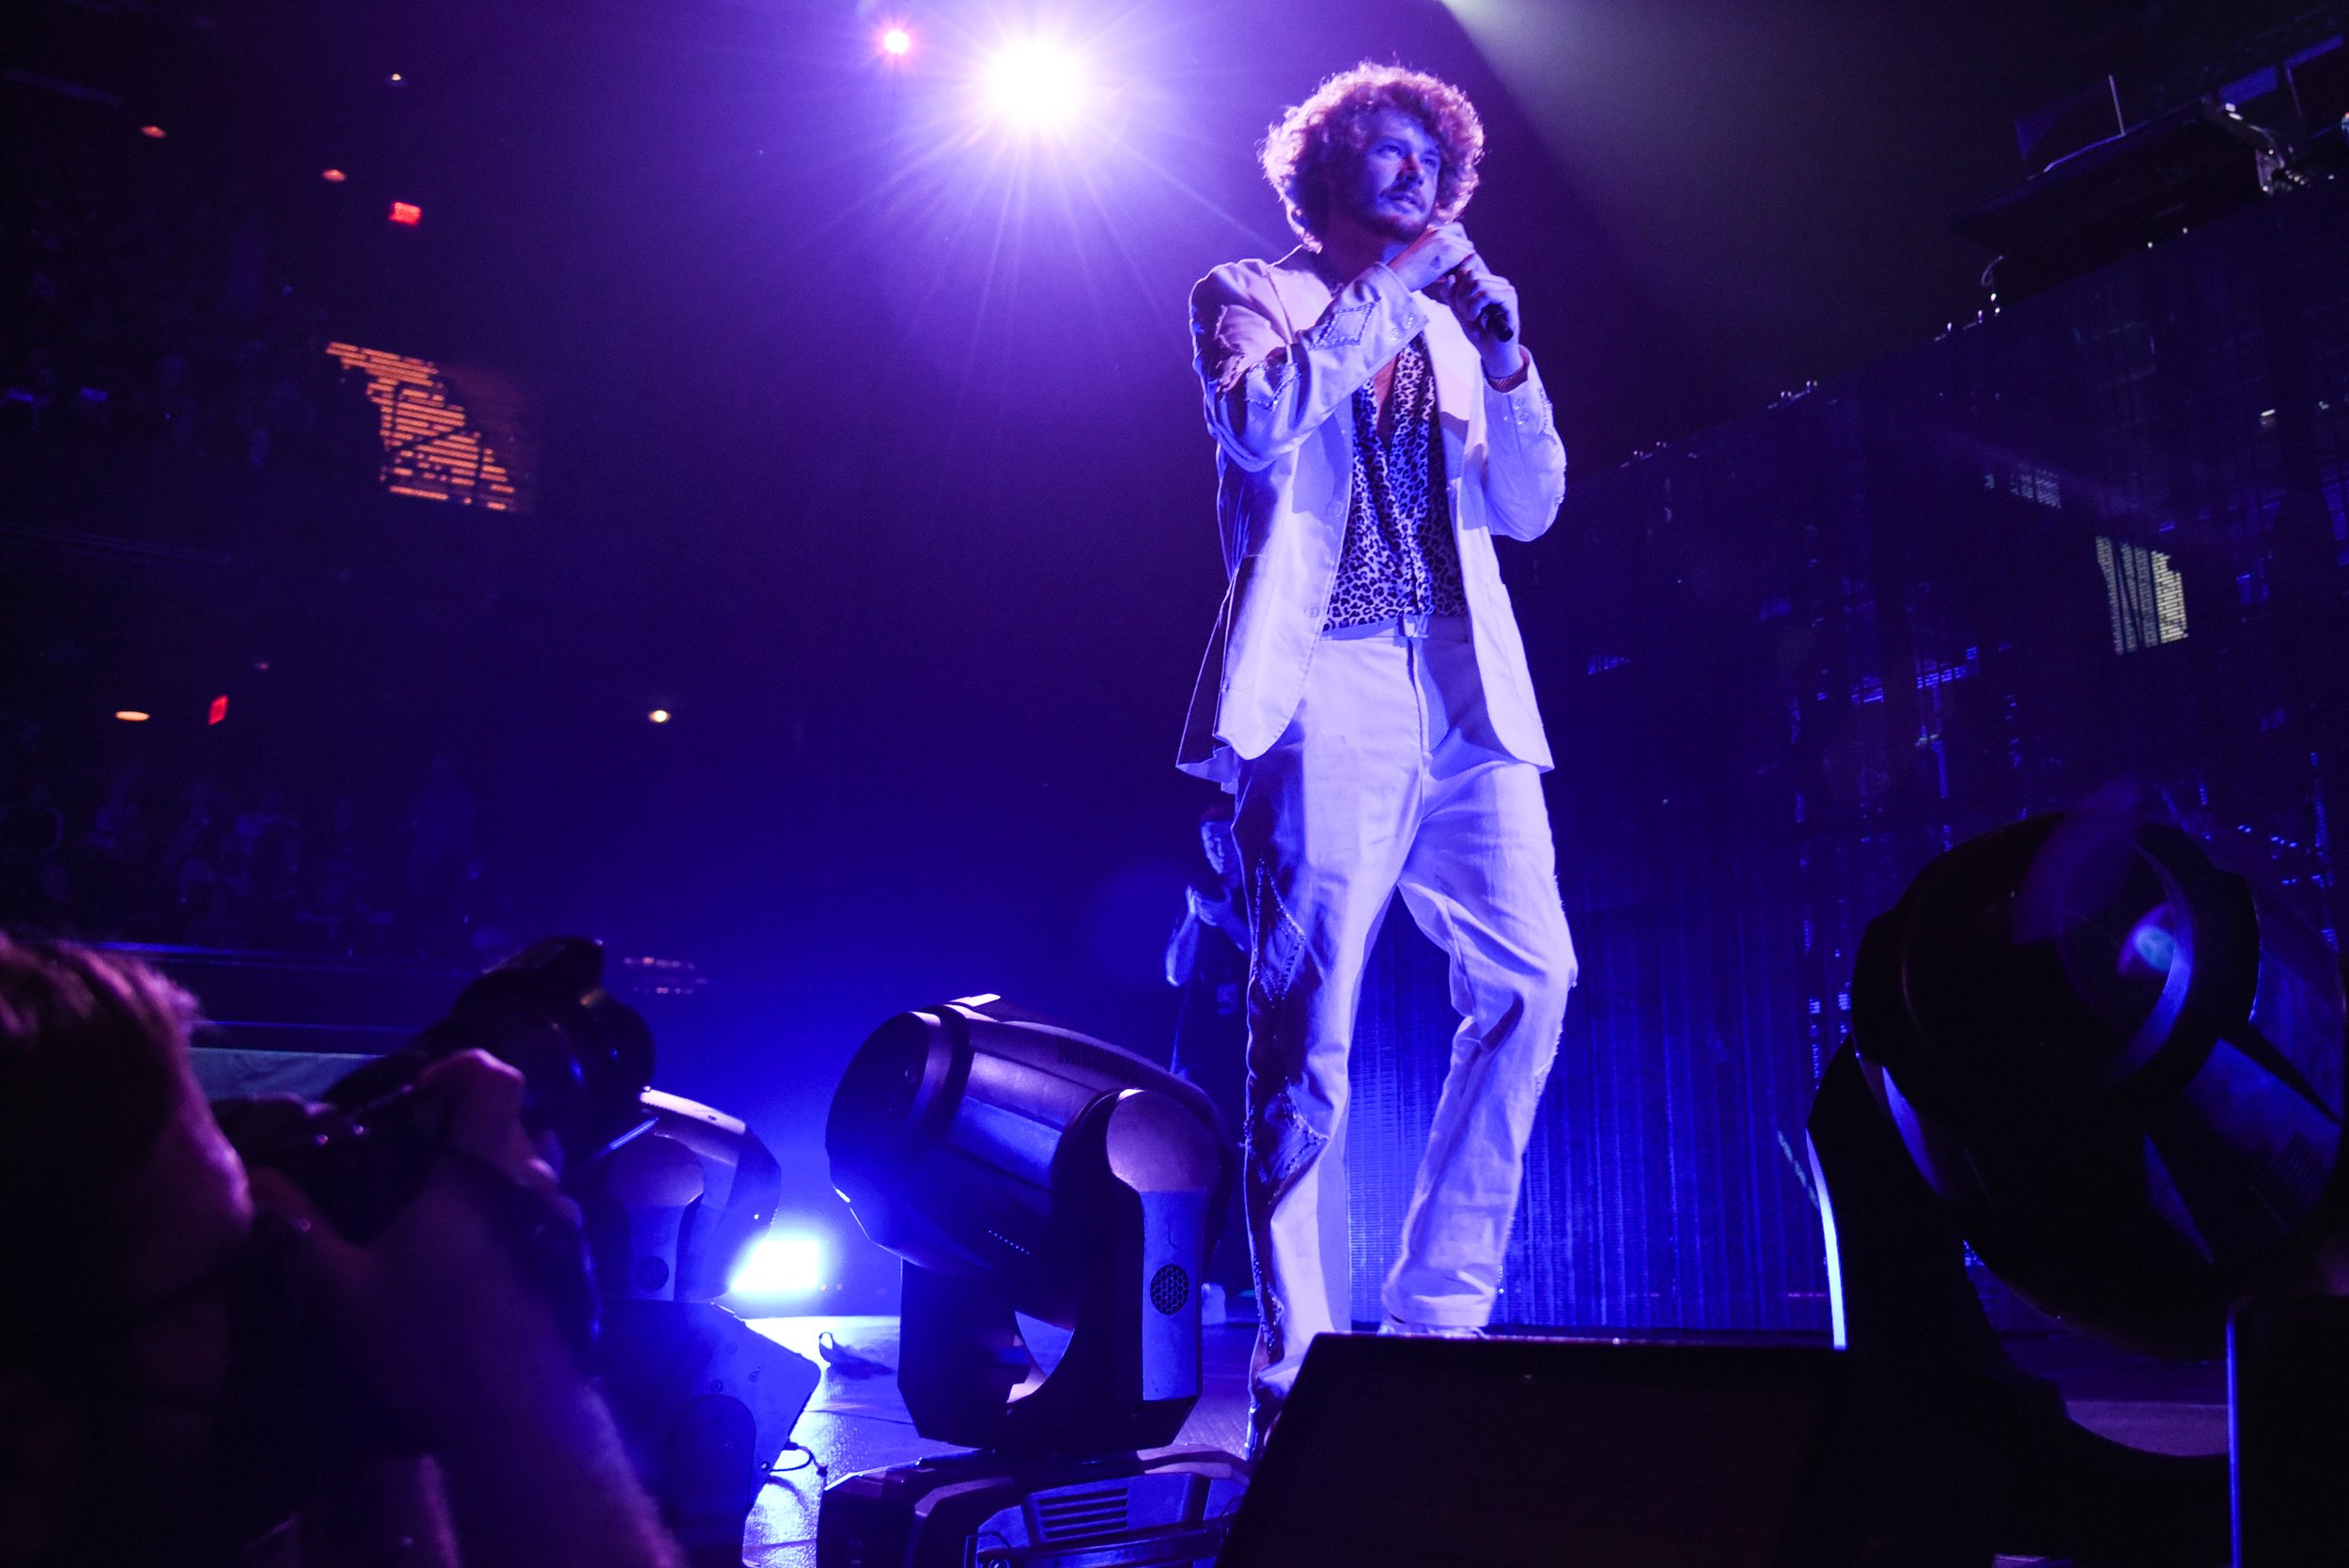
1443, 262, 1515, 342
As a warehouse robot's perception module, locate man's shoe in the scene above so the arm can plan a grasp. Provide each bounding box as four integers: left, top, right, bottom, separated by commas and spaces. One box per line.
1244, 1399, 1280, 1466
1377, 1314, 1486, 1338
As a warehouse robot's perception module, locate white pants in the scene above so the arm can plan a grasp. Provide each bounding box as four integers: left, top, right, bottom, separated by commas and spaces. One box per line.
1233, 615, 1576, 1417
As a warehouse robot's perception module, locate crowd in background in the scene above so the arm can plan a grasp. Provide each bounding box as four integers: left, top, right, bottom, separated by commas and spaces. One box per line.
0, 103, 380, 474
0, 730, 494, 961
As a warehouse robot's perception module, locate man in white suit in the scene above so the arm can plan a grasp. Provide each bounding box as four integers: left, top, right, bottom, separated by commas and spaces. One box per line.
1180, 63, 1577, 1452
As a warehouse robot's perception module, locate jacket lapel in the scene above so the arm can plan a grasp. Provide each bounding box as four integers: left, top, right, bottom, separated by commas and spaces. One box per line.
1423, 309, 1478, 430
1423, 309, 1477, 507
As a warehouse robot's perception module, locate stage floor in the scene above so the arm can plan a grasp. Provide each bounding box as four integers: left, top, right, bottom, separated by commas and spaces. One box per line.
738, 1315, 2226, 1567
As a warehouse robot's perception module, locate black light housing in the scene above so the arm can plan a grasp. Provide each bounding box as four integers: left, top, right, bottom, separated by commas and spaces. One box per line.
1806, 803, 2349, 1561
1847, 808, 2347, 1356
827, 995, 1232, 1454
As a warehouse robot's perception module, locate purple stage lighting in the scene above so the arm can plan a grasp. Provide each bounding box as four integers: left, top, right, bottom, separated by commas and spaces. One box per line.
730, 1232, 824, 1297
983, 39, 1085, 131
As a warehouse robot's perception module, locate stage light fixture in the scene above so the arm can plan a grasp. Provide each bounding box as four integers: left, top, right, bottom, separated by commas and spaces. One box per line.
647, 708, 671, 724
321, 168, 347, 183
208, 695, 228, 725
880, 24, 912, 57
983, 39, 1086, 131
1805, 800, 2347, 1560
731, 1232, 823, 1296
1841, 805, 2345, 1353
114, 710, 150, 722
819, 995, 1247, 1564
389, 200, 421, 225
139, 124, 165, 139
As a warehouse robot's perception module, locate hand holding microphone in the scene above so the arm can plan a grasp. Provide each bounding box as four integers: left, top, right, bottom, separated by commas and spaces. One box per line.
1448, 262, 1515, 342
1437, 251, 1520, 356
1431, 248, 1526, 380
1389, 224, 1526, 375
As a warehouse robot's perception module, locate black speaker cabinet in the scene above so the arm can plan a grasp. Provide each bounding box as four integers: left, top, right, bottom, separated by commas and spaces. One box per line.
1216, 1335, 1935, 1568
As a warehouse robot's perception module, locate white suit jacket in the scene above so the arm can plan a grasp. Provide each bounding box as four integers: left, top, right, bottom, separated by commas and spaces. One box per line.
1178, 247, 1567, 780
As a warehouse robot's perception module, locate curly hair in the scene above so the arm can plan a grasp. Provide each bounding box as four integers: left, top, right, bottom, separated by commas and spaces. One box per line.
1260, 63, 1486, 249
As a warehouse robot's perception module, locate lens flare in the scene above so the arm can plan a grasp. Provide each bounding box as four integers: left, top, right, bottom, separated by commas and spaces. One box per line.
984, 39, 1085, 131
880, 25, 912, 56
730, 1233, 824, 1296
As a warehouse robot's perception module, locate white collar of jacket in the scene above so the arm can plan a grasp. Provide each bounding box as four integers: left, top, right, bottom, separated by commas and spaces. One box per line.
1258, 246, 1483, 424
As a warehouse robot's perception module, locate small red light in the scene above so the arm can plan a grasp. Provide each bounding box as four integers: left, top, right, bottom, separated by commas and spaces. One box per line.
208, 695, 229, 726
322, 167, 348, 183
389, 200, 421, 225
139, 124, 166, 139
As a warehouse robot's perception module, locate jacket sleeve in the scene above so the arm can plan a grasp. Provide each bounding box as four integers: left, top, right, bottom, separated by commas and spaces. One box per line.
1477, 353, 1567, 540
1190, 260, 1430, 473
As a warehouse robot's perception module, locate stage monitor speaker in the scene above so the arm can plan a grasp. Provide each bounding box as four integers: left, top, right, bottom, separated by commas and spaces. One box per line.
1215, 1335, 1939, 1568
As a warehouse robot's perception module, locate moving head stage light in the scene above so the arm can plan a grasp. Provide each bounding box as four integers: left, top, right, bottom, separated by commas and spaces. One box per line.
1809, 804, 2347, 1564
819, 995, 1246, 1568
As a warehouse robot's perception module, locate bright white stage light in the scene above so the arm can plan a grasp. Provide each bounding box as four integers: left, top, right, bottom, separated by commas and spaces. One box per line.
730, 1232, 824, 1297
880, 25, 911, 57
983, 39, 1086, 130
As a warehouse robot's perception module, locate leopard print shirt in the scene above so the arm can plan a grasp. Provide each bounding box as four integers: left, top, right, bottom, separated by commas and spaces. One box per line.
1324, 334, 1465, 631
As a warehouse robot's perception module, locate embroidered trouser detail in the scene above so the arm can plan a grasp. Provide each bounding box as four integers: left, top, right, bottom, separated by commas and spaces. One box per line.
1232, 619, 1576, 1421
1246, 1087, 1328, 1194
1246, 862, 1308, 1011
